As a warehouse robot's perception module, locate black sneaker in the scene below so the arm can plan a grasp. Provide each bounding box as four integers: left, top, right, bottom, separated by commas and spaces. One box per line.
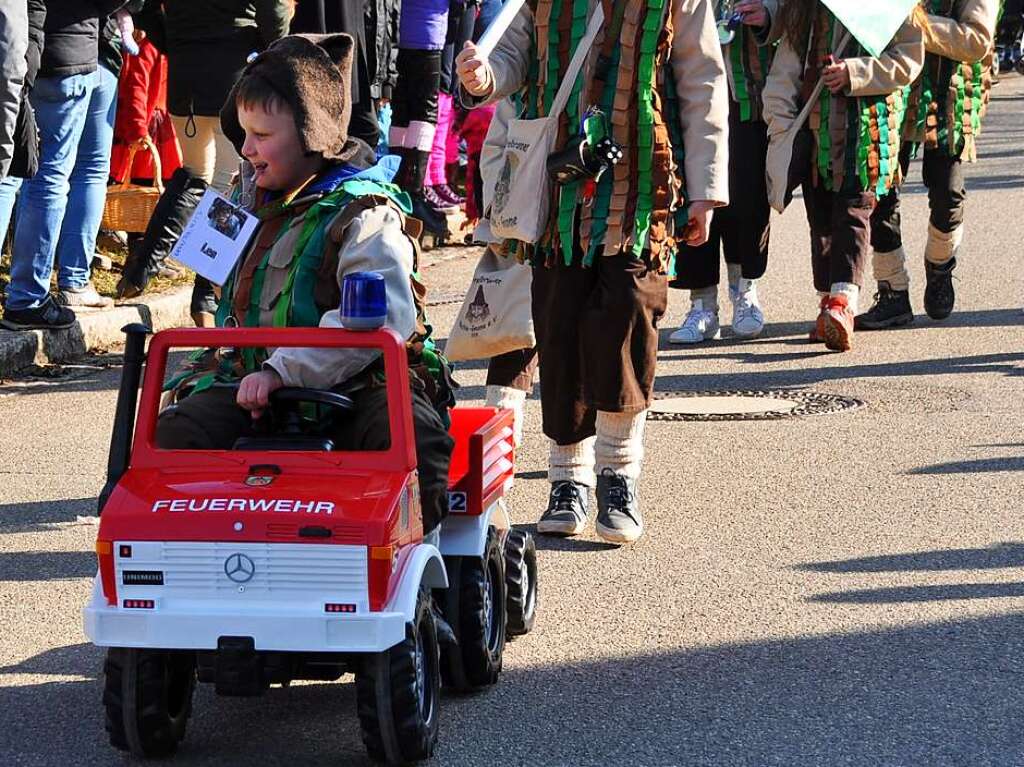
924, 257, 956, 320
410, 194, 450, 239
1, 295, 76, 330
595, 469, 643, 544
854, 281, 913, 330
537, 481, 589, 536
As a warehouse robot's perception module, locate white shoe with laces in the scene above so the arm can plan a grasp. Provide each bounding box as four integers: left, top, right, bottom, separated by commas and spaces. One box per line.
668, 299, 720, 345
730, 278, 764, 338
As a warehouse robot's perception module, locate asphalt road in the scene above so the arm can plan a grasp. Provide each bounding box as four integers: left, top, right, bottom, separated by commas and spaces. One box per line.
1, 77, 1022, 767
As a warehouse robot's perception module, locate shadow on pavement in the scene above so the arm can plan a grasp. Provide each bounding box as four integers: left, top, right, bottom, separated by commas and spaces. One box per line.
4, 611, 1024, 765
658, 308, 1024, 352
0, 642, 96, 676
796, 542, 1024, 573
651, 350, 1023, 392
809, 582, 1024, 604
0, 497, 97, 534
515, 469, 547, 480
909, 452, 1024, 474
0, 550, 96, 582
515, 522, 619, 553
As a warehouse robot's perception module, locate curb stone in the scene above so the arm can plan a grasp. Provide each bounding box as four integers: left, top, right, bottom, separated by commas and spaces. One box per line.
0, 246, 481, 379
0, 286, 191, 378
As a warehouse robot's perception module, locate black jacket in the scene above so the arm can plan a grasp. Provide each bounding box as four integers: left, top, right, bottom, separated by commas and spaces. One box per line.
9, 0, 47, 179
137, 0, 292, 117
288, 1, 384, 146
39, 0, 127, 78
365, 0, 399, 100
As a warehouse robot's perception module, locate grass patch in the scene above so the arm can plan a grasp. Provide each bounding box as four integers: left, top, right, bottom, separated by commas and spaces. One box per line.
1, 232, 194, 302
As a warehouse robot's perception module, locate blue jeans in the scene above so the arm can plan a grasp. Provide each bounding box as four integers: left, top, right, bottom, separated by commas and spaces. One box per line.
0, 175, 22, 244
6, 69, 114, 310
55, 65, 118, 291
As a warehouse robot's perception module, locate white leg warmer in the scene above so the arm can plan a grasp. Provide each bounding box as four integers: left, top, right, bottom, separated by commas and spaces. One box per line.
485, 384, 527, 447
594, 410, 647, 480
548, 438, 596, 487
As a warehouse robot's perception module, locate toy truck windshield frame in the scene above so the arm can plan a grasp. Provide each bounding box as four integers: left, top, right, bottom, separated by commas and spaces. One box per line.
133, 327, 417, 474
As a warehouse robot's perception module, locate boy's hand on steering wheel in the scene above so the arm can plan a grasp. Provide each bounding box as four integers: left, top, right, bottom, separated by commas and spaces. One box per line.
237, 369, 284, 419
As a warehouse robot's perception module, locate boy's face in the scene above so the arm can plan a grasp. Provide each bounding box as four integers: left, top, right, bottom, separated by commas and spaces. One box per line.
238, 101, 323, 192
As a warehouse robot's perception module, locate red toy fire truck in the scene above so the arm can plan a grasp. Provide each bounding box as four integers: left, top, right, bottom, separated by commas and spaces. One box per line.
83, 323, 538, 764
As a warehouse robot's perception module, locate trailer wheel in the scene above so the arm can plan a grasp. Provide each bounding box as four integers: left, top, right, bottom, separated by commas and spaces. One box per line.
356, 587, 440, 764
504, 529, 538, 636
440, 526, 506, 691
103, 648, 196, 757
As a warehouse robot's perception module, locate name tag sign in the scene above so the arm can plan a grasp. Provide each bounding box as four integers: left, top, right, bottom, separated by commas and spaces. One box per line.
169, 189, 258, 284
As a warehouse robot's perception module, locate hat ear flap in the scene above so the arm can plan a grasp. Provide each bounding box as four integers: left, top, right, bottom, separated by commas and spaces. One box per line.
220, 82, 244, 156
314, 33, 354, 69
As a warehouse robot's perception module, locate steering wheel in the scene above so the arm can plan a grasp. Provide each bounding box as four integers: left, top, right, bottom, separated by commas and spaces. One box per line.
267, 386, 356, 437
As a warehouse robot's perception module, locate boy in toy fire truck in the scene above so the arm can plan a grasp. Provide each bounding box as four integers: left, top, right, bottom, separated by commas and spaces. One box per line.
155, 32, 455, 535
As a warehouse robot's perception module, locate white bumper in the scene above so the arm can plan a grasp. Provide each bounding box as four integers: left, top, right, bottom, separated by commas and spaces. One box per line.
83, 583, 406, 653
82, 540, 447, 654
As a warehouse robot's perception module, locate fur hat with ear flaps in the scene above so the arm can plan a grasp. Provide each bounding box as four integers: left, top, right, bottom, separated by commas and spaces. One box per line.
220, 33, 360, 163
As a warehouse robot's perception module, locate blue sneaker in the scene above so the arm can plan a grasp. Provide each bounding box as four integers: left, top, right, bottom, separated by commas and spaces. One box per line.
537, 481, 589, 536
595, 469, 643, 543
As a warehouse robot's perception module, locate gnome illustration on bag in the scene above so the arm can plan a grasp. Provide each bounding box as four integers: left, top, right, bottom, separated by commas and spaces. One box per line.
465, 285, 491, 324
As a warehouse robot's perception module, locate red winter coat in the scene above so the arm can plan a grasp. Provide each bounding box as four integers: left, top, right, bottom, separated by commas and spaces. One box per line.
109, 37, 182, 183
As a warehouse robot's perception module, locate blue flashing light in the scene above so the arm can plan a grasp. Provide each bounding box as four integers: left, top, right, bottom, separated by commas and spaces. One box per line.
340, 271, 387, 330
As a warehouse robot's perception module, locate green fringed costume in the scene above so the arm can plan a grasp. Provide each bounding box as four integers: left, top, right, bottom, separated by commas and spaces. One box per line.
803, 11, 911, 197
867, 0, 1000, 297
724, 8, 775, 123
522, 0, 692, 272
669, 2, 775, 294
467, 0, 728, 465
905, 0, 996, 161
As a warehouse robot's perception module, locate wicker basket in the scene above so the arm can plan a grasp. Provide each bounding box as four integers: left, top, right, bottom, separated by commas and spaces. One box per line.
101, 141, 164, 233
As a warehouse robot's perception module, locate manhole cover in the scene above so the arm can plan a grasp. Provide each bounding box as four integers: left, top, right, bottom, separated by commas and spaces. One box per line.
648, 390, 865, 422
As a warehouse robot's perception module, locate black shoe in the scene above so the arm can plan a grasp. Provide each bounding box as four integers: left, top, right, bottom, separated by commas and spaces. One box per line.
410, 193, 450, 239
1, 295, 76, 330
595, 469, 643, 544
923, 257, 956, 320
854, 281, 914, 330
537, 481, 589, 536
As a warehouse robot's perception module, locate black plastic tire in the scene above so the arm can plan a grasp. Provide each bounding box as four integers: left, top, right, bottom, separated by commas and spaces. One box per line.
356, 587, 440, 764
440, 527, 506, 691
504, 529, 538, 636
103, 648, 196, 757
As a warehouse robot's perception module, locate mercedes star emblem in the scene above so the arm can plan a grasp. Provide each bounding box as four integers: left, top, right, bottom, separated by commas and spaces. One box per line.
224, 553, 256, 583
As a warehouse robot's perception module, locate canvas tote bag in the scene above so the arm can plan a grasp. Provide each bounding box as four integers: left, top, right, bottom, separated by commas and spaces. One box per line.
445, 245, 535, 361
766, 31, 851, 212
489, 3, 605, 243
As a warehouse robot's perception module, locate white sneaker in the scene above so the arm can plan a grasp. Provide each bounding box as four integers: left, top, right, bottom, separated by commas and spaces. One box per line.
56, 283, 114, 309
668, 299, 720, 344
730, 279, 764, 339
